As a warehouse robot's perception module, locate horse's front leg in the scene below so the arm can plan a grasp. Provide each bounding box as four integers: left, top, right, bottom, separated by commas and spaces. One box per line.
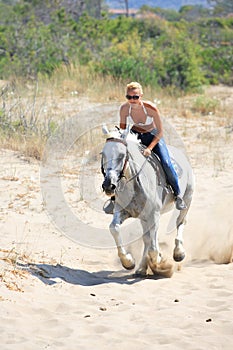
135, 218, 162, 277
135, 230, 156, 277
145, 216, 162, 266
109, 208, 135, 270
144, 215, 174, 278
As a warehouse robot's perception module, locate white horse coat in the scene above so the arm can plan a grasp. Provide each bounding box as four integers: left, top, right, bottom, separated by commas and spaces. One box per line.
101, 127, 194, 277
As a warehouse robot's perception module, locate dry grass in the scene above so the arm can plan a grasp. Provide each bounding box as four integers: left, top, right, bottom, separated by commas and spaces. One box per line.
37, 64, 126, 103
0, 246, 62, 293
0, 248, 29, 292
1, 65, 232, 161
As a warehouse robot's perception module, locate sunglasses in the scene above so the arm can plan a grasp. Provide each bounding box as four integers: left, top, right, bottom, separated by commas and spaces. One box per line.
126, 95, 140, 100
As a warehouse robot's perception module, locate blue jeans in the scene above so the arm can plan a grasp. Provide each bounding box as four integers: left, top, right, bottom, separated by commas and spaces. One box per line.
132, 128, 180, 196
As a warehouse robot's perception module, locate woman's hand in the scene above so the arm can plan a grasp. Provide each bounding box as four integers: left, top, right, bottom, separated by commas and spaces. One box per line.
143, 147, 152, 157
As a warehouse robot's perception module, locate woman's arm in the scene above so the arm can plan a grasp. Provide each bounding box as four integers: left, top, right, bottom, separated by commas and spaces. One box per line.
143, 102, 164, 156
148, 109, 163, 150
119, 104, 127, 129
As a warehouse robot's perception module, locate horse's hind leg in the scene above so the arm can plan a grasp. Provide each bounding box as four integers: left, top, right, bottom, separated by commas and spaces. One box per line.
173, 221, 186, 262
173, 183, 194, 262
173, 198, 191, 262
109, 209, 135, 270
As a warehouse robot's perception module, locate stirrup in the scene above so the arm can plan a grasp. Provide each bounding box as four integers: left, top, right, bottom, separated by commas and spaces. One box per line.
103, 199, 115, 214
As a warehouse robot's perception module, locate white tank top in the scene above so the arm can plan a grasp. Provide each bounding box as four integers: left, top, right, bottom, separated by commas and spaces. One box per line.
127, 103, 153, 126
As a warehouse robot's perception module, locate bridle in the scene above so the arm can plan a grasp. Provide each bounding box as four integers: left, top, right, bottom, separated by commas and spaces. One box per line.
101, 137, 129, 180
101, 137, 148, 184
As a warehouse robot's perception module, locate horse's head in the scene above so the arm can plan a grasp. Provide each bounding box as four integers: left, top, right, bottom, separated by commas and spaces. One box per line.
101, 125, 129, 196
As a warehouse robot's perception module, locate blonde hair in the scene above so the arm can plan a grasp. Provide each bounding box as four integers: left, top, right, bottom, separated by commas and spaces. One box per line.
126, 81, 143, 94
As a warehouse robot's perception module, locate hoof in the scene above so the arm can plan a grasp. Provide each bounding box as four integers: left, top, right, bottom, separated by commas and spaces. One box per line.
173, 240, 186, 262
120, 253, 135, 270
173, 252, 185, 262
123, 261, 135, 270
148, 259, 175, 278
134, 269, 147, 277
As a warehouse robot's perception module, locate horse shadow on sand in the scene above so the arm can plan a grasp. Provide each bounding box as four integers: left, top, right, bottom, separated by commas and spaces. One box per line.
17, 262, 165, 286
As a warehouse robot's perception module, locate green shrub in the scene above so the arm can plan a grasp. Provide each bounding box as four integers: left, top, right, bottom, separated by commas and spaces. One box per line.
192, 96, 220, 115
0, 2, 232, 90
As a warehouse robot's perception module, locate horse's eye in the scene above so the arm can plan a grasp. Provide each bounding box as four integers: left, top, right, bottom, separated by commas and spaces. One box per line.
118, 154, 125, 161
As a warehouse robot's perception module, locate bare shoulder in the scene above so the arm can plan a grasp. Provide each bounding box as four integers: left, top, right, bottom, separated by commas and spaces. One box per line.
143, 100, 158, 112
120, 102, 129, 113
120, 102, 129, 109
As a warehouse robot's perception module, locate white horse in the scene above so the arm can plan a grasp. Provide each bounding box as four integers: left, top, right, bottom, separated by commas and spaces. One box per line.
101, 126, 194, 277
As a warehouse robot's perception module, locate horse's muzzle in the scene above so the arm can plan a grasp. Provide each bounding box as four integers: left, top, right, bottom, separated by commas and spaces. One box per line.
102, 177, 116, 196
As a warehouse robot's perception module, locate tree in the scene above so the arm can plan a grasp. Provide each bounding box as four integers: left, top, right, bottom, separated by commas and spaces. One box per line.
179, 5, 212, 20
208, 0, 233, 15
82, 0, 105, 19
124, 0, 129, 17
115, 0, 129, 17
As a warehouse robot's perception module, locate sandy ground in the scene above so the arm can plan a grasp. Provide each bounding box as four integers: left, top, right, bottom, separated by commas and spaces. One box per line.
0, 86, 233, 350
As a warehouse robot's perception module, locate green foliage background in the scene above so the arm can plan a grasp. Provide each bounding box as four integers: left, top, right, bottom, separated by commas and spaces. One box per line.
0, 0, 232, 91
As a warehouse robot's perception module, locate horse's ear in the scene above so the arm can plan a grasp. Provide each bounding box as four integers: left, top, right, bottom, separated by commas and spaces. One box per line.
102, 123, 110, 136
121, 124, 130, 139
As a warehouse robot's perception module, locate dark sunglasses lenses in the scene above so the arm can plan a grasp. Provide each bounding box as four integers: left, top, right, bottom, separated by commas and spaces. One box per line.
126, 95, 140, 100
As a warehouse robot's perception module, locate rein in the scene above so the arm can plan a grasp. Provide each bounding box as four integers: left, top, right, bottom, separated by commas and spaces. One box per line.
124, 155, 148, 184
105, 137, 127, 146
103, 137, 148, 184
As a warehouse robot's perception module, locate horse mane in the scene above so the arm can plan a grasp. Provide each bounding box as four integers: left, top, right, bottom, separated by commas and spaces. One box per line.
125, 131, 139, 144
104, 127, 140, 146
105, 129, 121, 140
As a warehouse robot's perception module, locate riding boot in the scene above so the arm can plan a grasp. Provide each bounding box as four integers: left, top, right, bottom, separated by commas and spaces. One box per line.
103, 196, 115, 214
175, 195, 187, 210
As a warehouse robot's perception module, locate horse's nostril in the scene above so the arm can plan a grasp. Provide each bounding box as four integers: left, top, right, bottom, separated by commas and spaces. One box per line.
102, 177, 112, 190
102, 177, 116, 193
102, 178, 109, 187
